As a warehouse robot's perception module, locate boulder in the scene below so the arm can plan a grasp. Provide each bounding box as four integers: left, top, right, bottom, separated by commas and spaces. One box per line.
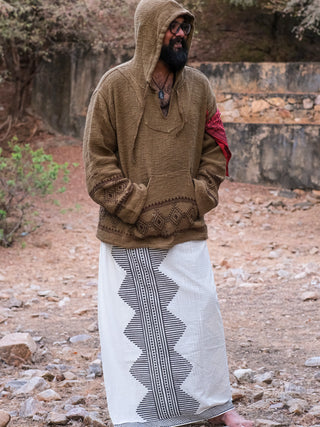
0, 411, 11, 427
0, 332, 37, 366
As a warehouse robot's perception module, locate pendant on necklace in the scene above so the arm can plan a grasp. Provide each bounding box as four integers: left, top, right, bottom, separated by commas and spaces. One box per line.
158, 90, 164, 100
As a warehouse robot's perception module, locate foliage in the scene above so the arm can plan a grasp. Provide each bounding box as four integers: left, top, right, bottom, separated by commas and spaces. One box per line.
181, 0, 207, 18
0, 137, 70, 246
285, 0, 320, 38
0, 0, 136, 122
226, 0, 320, 37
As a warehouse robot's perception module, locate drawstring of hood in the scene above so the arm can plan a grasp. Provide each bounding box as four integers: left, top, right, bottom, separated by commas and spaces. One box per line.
131, 84, 149, 163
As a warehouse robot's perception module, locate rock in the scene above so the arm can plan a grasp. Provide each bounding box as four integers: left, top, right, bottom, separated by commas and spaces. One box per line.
0, 410, 10, 427
89, 359, 103, 377
220, 99, 235, 111
256, 419, 289, 427
303, 98, 314, 109
310, 247, 319, 255
305, 357, 320, 367
262, 223, 272, 230
234, 196, 244, 204
309, 405, 320, 416
305, 263, 319, 274
293, 201, 312, 210
0, 310, 9, 324
294, 272, 307, 280
277, 269, 290, 278
58, 296, 70, 307
231, 388, 246, 401
42, 371, 55, 382
19, 397, 44, 418
63, 371, 77, 380
249, 400, 269, 410
229, 268, 247, 280
37, 290, 56, 297
37, 388, 62, 401
4, 379, 27, 392
314, 371, 320, 381
87, 322, 99, 332
302, 292, 319, 301
67, 395, 86, 405
253, 389, 264, 401
66, 406, 89, 420
269, 402, 284, 409
283, 382, 307, 397
47, 412, 69, 425
268, 250, 282, 259
59, 379, 81, 388
254, 371, 273, 384
15, 376, 48, 395
252, 100, 269, 113
70, 334, 92, 344
74, 307, 90, 315
233, 368, 254, 383
6, 296, 23, 308
0, 332, 37, 366
268, 97, 286, 108
21, 369, 46, 379
287, 398, 308, 414
84, 413, 106, 427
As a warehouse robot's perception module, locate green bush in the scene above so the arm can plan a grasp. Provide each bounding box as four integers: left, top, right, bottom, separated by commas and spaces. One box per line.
0, 138, 70, 246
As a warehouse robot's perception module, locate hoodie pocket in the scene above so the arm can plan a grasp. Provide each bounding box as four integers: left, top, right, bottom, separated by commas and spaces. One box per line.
133, 170, 198, 239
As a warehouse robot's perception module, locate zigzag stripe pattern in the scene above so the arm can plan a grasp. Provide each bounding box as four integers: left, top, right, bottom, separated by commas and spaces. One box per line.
112, 246, 199, 422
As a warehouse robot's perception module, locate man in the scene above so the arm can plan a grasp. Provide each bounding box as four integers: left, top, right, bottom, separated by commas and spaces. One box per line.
83, 0, 253, 426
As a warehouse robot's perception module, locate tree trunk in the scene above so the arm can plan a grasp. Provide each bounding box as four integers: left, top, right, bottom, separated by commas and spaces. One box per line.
3, 41, 37, 122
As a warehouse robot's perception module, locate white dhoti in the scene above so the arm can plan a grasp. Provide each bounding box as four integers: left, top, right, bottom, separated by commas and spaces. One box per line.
98, 240, 233, 427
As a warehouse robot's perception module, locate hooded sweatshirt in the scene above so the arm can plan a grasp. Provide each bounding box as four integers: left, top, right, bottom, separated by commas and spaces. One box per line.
83, 0, 228, 249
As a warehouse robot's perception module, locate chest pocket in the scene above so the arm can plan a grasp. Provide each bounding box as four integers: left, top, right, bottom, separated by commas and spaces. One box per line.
143, 90, 185, 134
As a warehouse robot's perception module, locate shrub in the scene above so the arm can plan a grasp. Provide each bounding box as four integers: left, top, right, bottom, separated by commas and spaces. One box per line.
0, 138, 70, 246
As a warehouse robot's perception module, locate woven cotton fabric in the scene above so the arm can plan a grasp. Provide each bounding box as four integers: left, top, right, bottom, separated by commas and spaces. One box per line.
98, 240, 233, 427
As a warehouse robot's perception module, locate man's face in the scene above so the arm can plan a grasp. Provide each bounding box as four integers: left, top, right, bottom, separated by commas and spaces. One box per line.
160, 16, 190, 73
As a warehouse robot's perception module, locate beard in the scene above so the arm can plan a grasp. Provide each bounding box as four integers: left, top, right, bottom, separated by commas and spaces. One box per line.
160, 37, 188, 73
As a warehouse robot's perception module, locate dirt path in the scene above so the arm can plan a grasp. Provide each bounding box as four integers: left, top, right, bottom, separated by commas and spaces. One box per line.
0, 141, 320, 427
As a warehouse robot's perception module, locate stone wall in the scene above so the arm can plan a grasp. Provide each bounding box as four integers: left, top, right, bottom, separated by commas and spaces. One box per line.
32, 58, 320, 189
197, 62, 320, 190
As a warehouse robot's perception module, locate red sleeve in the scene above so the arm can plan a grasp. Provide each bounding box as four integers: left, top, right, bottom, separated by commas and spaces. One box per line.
205, 109, 232, 176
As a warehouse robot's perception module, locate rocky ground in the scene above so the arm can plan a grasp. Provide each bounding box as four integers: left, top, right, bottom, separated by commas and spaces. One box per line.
0, 140, 320, 427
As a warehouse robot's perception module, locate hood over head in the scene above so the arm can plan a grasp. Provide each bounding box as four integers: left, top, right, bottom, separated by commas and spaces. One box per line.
133, 0, 194, 84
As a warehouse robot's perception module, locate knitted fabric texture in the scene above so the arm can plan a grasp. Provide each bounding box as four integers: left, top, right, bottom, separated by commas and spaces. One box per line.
83, 0, 229, 249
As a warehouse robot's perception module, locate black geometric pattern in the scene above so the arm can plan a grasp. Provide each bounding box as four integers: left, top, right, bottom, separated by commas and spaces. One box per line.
112, 247, 199, 422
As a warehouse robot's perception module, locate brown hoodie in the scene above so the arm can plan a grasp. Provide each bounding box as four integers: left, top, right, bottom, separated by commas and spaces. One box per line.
83, 0, 227, 249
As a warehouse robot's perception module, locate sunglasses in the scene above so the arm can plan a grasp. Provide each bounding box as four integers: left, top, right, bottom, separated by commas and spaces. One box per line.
169, 21, 191, 36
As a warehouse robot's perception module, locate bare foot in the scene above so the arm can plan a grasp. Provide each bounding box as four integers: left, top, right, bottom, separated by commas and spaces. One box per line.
208, 408, 254, 427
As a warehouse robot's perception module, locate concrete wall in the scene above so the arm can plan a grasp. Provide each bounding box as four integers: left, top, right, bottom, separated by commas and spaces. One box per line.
226, 123, 320, 189
198, 62, 320, 94
32, 58, 320, 190
32, 48, 115, 137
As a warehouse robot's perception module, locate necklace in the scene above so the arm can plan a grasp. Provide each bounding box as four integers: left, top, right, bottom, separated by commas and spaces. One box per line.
152, 73, 170, 100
